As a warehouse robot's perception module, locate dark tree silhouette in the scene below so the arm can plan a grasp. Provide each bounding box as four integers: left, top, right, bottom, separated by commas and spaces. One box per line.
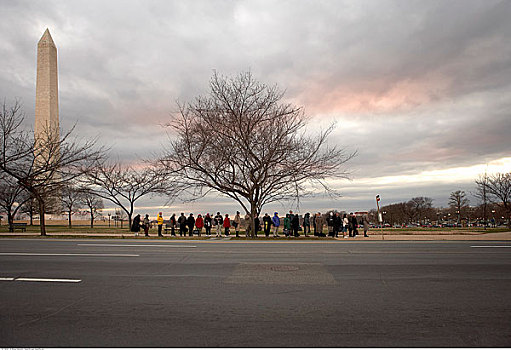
0, 100, 104, 235
160, 72, 355, 237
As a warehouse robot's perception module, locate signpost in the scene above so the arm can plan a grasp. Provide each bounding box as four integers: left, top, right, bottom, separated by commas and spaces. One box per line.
376, 195, 383, 236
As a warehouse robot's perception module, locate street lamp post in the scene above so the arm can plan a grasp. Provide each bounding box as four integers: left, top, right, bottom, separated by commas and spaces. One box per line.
108, 213, 111, 228
491, 210, 496, 228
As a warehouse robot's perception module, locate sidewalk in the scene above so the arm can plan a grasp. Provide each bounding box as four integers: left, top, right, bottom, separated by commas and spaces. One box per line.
1, 230, 511, 240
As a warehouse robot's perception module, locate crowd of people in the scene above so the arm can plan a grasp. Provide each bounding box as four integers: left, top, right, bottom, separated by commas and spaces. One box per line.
130, 210, 371, 238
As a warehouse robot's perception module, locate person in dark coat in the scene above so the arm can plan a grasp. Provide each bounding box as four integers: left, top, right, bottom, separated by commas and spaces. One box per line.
348, 212, 354, 237
312, 213, 318, 236
204, 213, 213, 236
350, 213, 359, 237
178, 213, 187, 236
169, 214, 177, 236
263, 213, 272, 237
303, 213, 311, 237
254, 215, 260, 237
131, 214, 141, 236
292, 214, 300, 237
333, 212, 342, 238
187, 213, 195, 236
214, 212, 223, 237
326, 212, 335, 237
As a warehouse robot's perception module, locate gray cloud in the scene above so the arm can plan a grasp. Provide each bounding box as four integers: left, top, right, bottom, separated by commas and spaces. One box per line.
1, 0, 510, 213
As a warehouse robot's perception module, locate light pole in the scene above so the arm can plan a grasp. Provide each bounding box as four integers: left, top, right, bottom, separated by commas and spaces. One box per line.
491, 210, 496, 228
108, 213, 111, 228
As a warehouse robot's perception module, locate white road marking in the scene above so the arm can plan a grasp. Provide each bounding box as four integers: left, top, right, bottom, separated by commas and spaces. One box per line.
0, 277, 15, 281
471, 246, 511, 248
15, 278, 82, 283
0, 253, 139, 257
77, 244, 197, 248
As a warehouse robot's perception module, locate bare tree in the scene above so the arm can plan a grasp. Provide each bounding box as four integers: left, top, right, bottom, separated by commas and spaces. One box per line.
159, 71, 355, 237
408, 197, 434, 224
20, 196, 37, 226
0, 173, 30, 231
0, 99, 104, 235
476, 172, 511, 227
61, 184, 85, 228
473, 173, 489, 227
448, 190, 469, 224
83, 161, 167, 228
80, 188, 104, 228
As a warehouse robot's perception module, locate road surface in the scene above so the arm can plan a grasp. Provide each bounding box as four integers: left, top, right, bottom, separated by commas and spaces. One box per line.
1, 239, 510, 347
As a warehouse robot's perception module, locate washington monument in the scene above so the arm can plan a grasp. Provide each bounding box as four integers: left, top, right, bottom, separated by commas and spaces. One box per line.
35, 28, 59, 140
34, 28, 60, 211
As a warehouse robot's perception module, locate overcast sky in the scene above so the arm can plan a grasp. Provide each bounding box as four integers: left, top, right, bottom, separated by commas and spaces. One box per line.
1, 0, 510, 215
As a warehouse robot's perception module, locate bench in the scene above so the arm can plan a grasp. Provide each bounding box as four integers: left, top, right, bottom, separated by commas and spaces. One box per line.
12, 223, 27, 232
164, 223, 175, 234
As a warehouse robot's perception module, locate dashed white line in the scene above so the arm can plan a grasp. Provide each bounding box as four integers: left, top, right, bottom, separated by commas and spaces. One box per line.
471, 246, 511, 248
0, 277, 81, 283
77, 244, 197, 248
15, 278, 82, 283
0, 253, 139, 257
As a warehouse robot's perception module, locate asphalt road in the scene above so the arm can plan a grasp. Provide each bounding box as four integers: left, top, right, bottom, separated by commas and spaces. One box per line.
1, 238, 510, 347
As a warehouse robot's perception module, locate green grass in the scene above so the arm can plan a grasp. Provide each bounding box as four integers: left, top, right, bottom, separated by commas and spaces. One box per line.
0, 224, 509, 238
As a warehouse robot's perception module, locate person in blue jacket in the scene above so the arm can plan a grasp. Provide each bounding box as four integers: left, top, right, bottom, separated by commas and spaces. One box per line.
272, 212, 280, 238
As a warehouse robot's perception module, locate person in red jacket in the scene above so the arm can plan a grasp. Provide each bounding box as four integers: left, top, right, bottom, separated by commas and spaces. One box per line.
195, 214, 204, 236
223, 214, 231, 236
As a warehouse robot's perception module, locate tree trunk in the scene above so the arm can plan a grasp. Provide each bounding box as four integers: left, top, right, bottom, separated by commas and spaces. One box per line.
128, 213, 133, 231
90, 207, 94, 228
38, 198, 46, 236
8, 211, 13, 233
250, 203, 257, 238
68, 211, 72, 228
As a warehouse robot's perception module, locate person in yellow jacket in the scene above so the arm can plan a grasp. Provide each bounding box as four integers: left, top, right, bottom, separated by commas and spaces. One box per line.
157, 212, 164, 237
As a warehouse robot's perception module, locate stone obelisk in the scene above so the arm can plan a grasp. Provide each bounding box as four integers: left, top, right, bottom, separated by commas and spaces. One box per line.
35, 28, 59, 140
35, 28, 61, 213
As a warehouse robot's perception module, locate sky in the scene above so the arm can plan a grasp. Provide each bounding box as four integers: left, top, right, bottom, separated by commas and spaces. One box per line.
1, 0, 510, 216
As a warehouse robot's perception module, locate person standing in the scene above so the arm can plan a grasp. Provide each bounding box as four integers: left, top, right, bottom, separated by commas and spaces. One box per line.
214, 212, 223, 237
350, 213, 359, 237
263, 213, 272, 237
223, 214, 231, 236
312, 213, 318, 236
157, 212, 164, 237
131, 214, 141, 237
187, 213, 195, 237
233, 211, 241, 237
348, 212, 354, 237
143, 214, 151, 237
317, 213, 325, 237
283, 214, 291, 237
362, 214, 370, 237
327, 212, 335, 237
303, 213, 311, 237
178, 213, 187, 236
333, 212, 342, 238
254, 215, 260, 237
244, 213, 252, 237
342, 213, 349, 239
169, 214, 177, 236
272, 212, 280, 237
195, 214, 204, 236
292, 214, 300, 237
204, 213, 213, 237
